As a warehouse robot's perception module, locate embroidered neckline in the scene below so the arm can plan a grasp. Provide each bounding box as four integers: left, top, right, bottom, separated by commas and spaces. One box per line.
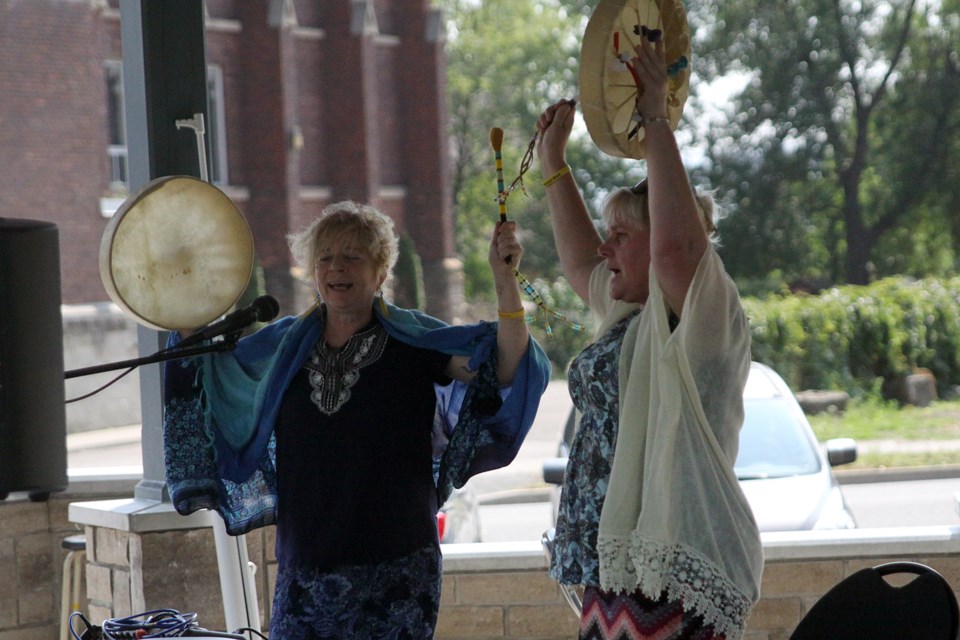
305, 315, 388, 415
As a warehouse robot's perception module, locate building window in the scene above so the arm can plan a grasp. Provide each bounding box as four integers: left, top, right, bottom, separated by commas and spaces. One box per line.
103, 60, 229, 212
105, 61, 127, 195
206, 65, 229, 186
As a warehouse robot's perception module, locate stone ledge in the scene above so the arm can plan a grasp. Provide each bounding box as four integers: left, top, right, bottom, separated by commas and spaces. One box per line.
439, 526, 960, 571
69, 499, 211, 533
441, 540, 547, 573
762, 525, 960, 561
66, 468, 141, 495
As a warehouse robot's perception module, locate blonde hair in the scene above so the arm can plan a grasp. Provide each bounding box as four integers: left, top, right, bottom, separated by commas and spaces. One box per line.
288, 201, 399, 280
602, 182, 722, 245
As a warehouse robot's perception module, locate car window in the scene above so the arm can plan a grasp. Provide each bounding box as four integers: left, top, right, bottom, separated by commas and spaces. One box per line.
735, 398, 822, 479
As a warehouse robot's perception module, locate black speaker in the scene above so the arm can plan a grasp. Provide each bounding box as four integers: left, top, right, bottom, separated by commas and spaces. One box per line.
0, 218, 67, 501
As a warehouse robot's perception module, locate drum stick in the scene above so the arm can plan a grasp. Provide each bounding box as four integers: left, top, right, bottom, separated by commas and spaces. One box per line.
489, 127, 507, 222
489, 127, 513, 265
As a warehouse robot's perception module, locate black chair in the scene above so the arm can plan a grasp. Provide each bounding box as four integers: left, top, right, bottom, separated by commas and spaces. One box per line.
790, 561, 960, 640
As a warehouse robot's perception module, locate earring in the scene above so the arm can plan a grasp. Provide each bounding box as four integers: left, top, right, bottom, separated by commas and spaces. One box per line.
378, 289, 389, 317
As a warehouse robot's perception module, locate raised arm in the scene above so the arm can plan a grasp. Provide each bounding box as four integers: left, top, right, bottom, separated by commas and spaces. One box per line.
632, 33, 707, 316
536, 99, 603, 303
447, 220, 529, 386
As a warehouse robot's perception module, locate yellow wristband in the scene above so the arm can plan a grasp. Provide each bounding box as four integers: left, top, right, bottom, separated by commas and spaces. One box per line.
542, 165, 570, 187
498, 308, 526, 320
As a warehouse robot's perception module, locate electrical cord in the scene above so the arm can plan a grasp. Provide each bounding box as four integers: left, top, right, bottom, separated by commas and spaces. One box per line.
70, 609, 202, 639
103, 609, 198, 638
68, 609, 261, 640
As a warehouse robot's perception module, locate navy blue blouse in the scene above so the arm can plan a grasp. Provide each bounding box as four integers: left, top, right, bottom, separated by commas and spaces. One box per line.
275, 323, 451, 570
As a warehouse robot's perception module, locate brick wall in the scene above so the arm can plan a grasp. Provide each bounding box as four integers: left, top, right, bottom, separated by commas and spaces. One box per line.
0, 0, 108, 304
1, 0, 462, 320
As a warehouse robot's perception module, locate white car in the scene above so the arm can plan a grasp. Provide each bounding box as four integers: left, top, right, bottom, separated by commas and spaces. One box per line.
736, 362, 857, 531
543, 362, 858, 532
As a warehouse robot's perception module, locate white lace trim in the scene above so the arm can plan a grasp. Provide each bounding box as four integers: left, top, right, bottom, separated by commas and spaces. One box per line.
597, 532, 752, 640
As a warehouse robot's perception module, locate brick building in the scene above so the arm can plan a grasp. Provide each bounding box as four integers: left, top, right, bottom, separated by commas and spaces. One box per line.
0, 0, 463, 320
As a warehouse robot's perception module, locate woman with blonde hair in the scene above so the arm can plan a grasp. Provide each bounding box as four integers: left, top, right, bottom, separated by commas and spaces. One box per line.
163, 200, 550, 638
536, 27, 762, 640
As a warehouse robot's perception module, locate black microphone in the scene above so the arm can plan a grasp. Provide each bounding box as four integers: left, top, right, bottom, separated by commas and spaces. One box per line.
177, 295, 280, 347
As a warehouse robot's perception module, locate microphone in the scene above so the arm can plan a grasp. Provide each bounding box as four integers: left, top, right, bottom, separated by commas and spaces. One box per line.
177, 295, 280, 347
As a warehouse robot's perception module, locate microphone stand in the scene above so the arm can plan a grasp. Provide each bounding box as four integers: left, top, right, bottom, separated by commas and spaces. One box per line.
63, 327, 264, 636
64, 333, 241, 379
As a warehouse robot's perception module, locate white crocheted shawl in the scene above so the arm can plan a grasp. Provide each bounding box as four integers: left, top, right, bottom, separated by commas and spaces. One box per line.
590, 246, 764, 639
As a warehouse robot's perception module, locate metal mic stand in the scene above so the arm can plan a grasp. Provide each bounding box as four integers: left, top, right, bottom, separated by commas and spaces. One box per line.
64, 333, 241, 379
63, 329, 264, 636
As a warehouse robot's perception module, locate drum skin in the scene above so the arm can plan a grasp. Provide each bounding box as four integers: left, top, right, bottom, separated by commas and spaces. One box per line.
579, 0, 691, 159
99, 175, 255, 331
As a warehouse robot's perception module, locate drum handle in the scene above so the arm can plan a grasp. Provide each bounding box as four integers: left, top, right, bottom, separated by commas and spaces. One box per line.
175, 112, 209, 182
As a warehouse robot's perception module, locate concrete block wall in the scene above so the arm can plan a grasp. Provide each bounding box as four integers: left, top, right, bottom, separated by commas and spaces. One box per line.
84, 526, 226, 629
746, 556, 960, 639
78, 520, 274, 636
436, 570, 576, 638
435, 552, 960, 640
0, 486, 131, 640
0, 498, 66, 640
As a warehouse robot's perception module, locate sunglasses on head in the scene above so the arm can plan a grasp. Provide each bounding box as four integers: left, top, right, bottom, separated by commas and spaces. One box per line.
630, 178, 648, 195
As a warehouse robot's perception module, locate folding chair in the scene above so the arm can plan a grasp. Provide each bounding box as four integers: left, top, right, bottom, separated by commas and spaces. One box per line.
790, 561, 960, 640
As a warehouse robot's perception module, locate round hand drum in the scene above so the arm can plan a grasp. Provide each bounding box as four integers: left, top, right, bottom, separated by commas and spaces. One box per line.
99, 176, 255, 331
579, 0, 691, 159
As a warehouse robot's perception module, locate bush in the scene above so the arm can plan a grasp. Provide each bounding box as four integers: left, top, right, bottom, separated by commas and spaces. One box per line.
744, 276, 960, 398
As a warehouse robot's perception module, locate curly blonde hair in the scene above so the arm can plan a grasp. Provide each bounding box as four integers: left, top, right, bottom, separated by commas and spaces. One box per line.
288, 201, 399, 280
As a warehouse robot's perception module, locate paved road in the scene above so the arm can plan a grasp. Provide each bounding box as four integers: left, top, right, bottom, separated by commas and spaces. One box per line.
841, 477, 960, 529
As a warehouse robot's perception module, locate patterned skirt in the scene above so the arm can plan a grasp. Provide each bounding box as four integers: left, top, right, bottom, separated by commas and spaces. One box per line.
579, 586, 727, 640
269, 545, 442, 639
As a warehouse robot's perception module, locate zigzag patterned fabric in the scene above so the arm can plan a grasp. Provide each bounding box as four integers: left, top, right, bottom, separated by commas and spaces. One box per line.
578, 586, 727, 640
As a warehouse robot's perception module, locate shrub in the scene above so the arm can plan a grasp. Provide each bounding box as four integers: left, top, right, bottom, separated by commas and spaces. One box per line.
744, 276, 960, 398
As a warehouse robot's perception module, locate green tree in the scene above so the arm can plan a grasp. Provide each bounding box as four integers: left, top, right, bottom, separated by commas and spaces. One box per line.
441, 0, 582, 297
440, 0, 653, 279
688, 0, 960, 287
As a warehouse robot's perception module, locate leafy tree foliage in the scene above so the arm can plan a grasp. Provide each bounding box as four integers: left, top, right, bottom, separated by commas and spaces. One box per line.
687, 0, 960, 287
439, 0, 643, 371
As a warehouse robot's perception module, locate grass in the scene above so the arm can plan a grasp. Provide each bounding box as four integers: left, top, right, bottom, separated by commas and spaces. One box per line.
807, 396, 960, 469
849, 450, 960, 470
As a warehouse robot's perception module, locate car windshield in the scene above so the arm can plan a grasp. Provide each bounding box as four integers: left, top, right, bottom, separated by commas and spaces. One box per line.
735, 397, 822, 479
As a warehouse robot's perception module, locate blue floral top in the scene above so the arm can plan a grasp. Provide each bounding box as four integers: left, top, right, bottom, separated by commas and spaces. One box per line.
549, 311, 640, 586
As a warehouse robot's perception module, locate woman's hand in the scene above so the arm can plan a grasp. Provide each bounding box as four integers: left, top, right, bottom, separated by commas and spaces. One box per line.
536, 99, 576, 174
489, 220, 523, 280
631, 29, 669, 121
